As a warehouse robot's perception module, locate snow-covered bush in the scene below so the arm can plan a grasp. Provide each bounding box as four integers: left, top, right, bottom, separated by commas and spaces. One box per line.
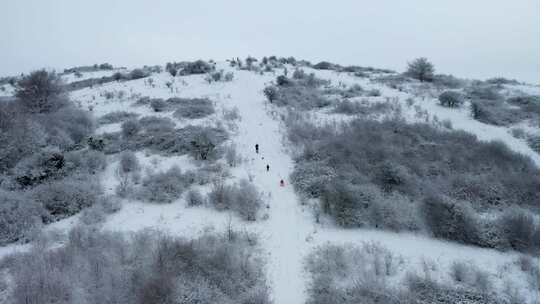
165, 62, 178, 76
205, 70, 234, 83
179, 60, 214, 75
40, 106, 94, 146
274, 85, 330, 109
498, 209, 540, 253
234, 179, 263, 221
118, 150, 140, 175
31, 177, 101, 222
64, 149, 107, 175
12, 148, 66, 187
433, 74, 466, 88
307, 242, 505, 304
366, 88, 381, 97
79, 195, 120, 226
185, 188, 205, 206
150, 98, 168, 112
263, 86, 278, 102
467, 84, 503, 100
172, 98, 215, 119
406, 272, 503, 303
3, 228, 270, 304
333, 100, 396, 116
439, 91, 464, 107
266, 73, 331, 109
312, 61, 336, 70
136, 166, 191, 203
470, 91, 538, 125
405, 57, 435, 82
207, 179, 263, 221
224, 144, 241, 167
121, 119, 141, 138
288, 117, 540, 250
15, 70, 66, 113
129, 68, 148, 79
421, 194, 479, 245
108, 117, 228, 159
0, 191, 45, 245
98, 111, 139, 124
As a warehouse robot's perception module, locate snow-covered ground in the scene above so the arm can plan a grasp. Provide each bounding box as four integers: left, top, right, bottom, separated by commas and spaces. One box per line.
2, 62, 540, 303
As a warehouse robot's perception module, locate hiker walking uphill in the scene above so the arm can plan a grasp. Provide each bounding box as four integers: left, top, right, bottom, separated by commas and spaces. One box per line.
255, 144, 259, 154
266, 164, 270, 172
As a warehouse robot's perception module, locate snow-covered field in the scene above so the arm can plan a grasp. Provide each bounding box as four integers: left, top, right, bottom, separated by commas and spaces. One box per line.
2, 62, 540, 303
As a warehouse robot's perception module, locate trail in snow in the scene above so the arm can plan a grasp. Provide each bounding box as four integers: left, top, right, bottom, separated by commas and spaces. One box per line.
224, 72, 315, 304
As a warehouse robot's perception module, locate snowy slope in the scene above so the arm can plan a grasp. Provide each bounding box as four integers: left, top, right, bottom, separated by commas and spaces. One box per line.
2, 62, 540, 303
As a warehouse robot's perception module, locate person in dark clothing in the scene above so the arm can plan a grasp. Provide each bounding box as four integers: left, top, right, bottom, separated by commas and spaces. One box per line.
280, 179, 285, 187
255, 144, 259, 154
266, 164, 269, 171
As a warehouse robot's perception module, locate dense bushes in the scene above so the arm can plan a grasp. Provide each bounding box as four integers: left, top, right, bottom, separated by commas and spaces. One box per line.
32, 177, 101, 221
15, 70, 66, 113
2, 228, 270, 304
468, 87, 540, 126
205, 70, 234, 83
129, 68, 148, 80
333, 100, 398, 116
421, 194, 479, 245
121, 119, 141, 138
0, 71, 94, 173
0, 70, 103, 244
266, 84, 330, 110
0, 191, 45, 245
439, 91, 464, 107
207, 179, 263, 221
115, 151, 141, 197
103, 116, 227, 159
98, 111, 139, 124
150, 98, 168, 112
136, 166, 192, 203
466, 84, 520, 125
172, 98, 215, 119
263, 73, 332, 110
288, 117, 540, 250
499, 209, 540, 252
306, 243, 510, 304
185, 188, 205, 206
168, 60, 215, 75
139, 96, 216, 118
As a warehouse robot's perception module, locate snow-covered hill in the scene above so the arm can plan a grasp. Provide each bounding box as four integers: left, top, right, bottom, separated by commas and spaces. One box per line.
1, 60, 540, 303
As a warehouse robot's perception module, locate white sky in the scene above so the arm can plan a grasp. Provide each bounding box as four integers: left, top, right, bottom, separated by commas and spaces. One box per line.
1, 0, 539, 83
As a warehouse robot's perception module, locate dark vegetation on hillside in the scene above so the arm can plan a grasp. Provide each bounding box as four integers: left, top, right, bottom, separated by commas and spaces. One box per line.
287, 116, 540, 253
467, 84, 540, 127
134, 96, 216, 119
0, 70, 106, 245
263, 71, 332, 110
306, 243, 514, 304
166, 60, 215, 77
96, 116, 227, 161
0, 227, 270, 304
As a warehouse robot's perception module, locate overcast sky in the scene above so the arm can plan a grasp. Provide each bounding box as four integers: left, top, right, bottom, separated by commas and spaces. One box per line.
1, 0, 539, 83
